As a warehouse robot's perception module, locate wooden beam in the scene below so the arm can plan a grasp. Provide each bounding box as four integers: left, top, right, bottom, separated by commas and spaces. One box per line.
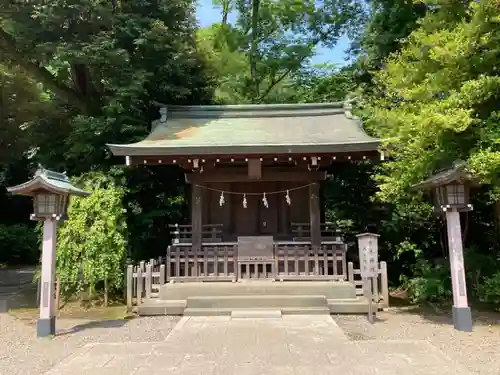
248, 158, 262, 179
309, 183, 321, 249
191, 185, 203, 252
186, 169, 327, 183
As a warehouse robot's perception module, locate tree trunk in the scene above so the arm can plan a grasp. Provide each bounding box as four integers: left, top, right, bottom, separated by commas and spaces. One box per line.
104, 278, 108, 307
495, 200, 500, 246
221, 0, 230, 24
250, 0, 260, 99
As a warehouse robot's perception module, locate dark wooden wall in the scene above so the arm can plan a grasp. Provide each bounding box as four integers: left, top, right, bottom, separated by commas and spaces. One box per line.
200, 181, 312, 240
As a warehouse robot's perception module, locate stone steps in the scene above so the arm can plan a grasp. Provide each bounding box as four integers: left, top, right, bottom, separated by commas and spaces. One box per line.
136, 297, 376, 316
183, 307, 331, 317
186, 295, 328, 309
136, 281, 373, 316
159, 281, 357, 300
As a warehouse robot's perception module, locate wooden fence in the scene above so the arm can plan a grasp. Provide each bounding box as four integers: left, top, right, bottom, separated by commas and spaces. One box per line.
274, 242, 347, 281
126, 251, 389, 310
347, 261, 389, 309
168, 224, 223, 244
167, 243, 238, 282
126, 256, 166, 309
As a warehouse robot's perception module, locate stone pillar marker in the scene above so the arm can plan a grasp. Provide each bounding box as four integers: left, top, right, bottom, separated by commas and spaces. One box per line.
413, 161, 478, 332
7, 167, 90, 337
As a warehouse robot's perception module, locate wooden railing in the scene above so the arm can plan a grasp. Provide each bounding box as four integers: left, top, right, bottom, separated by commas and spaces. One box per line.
347, 261, 389, 309
126, 257, 166, 309
125, 247, 389, 309
291, 222, 343, 241
274, 242, 347, 281
166, 243, 238, 282
168, 224, 224, 244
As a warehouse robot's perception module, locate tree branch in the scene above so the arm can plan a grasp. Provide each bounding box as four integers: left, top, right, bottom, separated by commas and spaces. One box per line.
0, 28, 93, 114
256, 25, 339, 102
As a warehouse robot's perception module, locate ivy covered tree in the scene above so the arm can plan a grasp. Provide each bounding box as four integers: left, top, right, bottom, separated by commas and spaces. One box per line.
56, 171, 127, 304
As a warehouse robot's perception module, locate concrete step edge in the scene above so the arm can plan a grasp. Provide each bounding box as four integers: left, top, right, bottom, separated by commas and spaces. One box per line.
187, 295, 327, 300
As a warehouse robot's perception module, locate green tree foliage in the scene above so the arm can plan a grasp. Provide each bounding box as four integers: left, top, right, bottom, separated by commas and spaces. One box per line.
200, 0, 365, 103
56, 172, 127, 299
363, 0, 500, 201
360, 0, 500, 303
353, 0, 427, 86
0, 0, 211, 269
0, 0, 214, 171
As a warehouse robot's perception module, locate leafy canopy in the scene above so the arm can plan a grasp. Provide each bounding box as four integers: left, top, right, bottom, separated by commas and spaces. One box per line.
362, 0, 500, 202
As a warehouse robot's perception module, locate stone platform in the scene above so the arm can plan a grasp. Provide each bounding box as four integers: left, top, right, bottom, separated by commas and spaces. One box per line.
138, 281, 376, 316
43, 315, 472, 375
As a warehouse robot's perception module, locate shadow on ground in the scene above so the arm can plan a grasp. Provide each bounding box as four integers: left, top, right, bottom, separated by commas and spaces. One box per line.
57, 319, 130, 336
389, 295, 500, 327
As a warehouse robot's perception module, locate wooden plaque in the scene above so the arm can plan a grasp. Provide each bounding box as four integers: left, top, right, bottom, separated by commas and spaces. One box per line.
237, 236, 274, 261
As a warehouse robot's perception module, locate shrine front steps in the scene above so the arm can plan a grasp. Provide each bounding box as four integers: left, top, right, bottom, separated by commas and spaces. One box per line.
136, 296, 377, 316
158, 280, 358, 300
136, 281, 378, 316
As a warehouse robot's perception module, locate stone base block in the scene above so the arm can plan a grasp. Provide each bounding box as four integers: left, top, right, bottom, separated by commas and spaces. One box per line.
452, 306, 472, 332
37, 317, 56, 337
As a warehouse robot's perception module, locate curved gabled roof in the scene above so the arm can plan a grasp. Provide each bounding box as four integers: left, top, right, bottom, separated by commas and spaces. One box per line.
108, 102, 380, 156
7, 168, 90, 197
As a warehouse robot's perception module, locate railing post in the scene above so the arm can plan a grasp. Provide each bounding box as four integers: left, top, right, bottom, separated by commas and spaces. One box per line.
126, 265, 133, 310
380, 261, 389, 309
166, 246, 171, 282
341, 245, 347, 280
136, 267, 143, 306
145, 264, 152, 299
159, 264, 166, 285
348, 261, 354, 284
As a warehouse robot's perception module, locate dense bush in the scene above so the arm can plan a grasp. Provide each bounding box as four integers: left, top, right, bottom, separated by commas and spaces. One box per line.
0, 224, 38, 265
56, 171, 127, 302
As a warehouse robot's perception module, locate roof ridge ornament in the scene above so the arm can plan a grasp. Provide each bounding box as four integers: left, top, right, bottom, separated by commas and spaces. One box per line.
343, 97, 358, 120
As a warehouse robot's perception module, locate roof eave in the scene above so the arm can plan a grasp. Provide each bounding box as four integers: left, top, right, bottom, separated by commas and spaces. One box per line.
107, 141, 381, 157
7, 176, 90, 197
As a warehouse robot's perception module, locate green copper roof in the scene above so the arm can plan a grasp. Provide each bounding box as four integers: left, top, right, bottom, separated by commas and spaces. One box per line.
7, 168, 90, 197
108, 102, 380, 156
412, 161, 480, 190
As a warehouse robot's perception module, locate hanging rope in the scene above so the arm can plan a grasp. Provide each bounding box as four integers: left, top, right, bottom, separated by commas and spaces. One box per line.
195, 183, 313, 196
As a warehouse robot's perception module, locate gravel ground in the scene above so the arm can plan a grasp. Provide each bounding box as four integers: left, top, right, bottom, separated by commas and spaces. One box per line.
0, 313, 180, 375
334, 308, 500, 375
1, 306, 499, 375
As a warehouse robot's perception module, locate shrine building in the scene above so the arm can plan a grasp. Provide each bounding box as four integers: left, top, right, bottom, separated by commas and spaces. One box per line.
108, 101, 389, 316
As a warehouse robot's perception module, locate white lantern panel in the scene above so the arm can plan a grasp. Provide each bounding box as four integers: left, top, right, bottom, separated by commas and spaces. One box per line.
37, 194, 57, 214
446, 184, 465, 205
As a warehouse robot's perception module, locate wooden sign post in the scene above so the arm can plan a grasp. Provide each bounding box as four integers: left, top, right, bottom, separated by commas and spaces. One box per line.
357, 233, 380, 324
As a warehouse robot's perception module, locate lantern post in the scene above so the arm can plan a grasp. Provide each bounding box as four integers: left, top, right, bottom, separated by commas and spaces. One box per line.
7, 168, 90, 337
413, 161, 477, 332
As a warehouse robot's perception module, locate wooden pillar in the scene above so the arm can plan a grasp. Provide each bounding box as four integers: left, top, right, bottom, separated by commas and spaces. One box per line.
38, 218, 57, 337
446, 209, 472, 332
309, 182, 321, 248
192, 184, 203, 250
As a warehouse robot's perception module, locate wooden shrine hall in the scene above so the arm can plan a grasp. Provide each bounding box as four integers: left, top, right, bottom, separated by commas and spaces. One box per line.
108, 101, 388, 316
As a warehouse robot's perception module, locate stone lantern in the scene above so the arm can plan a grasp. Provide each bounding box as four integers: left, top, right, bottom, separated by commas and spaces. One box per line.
7, 168, 90, 337
413, 161, 478, 332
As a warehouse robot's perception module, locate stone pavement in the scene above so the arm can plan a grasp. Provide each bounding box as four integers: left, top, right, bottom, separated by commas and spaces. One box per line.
43, 315, 472, 375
